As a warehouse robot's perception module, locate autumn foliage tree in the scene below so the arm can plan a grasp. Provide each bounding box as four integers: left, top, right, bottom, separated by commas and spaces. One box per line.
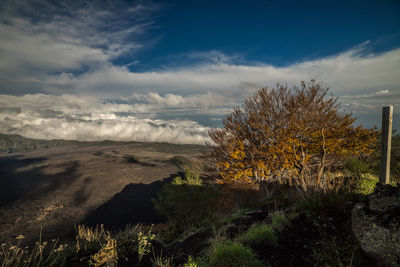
206, 80, 376, 190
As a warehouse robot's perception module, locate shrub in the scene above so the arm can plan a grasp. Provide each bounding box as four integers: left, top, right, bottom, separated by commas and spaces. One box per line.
238, 224, 278, 247
344, 158, 370, 177
208, 241, 263, 267
270, 211, 290, 231
153, 170, 220, 230
355, 173, 379, 195
206, 80, 376, 193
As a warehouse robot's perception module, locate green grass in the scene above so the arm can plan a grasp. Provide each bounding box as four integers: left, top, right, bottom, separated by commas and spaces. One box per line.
355, 173, 379, 195
183, 256, 208, 267
153, 169, 221, 231
238, 224, 278, 247
172, 169, 203, 186
270, 211, 291, 232
208, 241, 264, 267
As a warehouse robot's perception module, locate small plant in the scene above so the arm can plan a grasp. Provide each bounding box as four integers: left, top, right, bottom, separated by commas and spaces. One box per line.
172, 169, 203, 186
183, 256, 197, 267
238, 224, 278, 247
153, 169, 220, 231
183, 255, 208, 267
152, 252, 173, 267
0, 234, 69, 267
137, 229, 156, 261
89, 237, 118, 267
270, 211, 290, 231
75, 224, 109, 253
116, 224, 156, 262
344, 158, 370, 177
208, 241, 264, 267
355, 173, 379, 195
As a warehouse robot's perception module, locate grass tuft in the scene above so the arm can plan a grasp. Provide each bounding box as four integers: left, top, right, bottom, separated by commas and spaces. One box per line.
209, 241, 264, 267
270, 211, 290, 231
238, 224, 278, 247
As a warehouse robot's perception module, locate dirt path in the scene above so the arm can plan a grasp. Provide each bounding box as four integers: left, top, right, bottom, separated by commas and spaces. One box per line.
0, 142, 206, 244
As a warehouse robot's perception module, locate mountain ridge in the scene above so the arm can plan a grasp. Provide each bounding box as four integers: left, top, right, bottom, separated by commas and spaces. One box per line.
0, 133, 205, 153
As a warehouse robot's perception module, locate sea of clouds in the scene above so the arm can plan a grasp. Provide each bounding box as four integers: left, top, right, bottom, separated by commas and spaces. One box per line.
0, 93, 234, 144
1, 89, 399, 145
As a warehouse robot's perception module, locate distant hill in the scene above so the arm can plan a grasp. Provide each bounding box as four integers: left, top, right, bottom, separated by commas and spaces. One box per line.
0, 134, 148, 153
0, 134, 84, 153
0, 134, 207, 153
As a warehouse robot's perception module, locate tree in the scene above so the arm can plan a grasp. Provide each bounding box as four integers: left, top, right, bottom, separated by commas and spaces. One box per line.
206, 80, 377, 189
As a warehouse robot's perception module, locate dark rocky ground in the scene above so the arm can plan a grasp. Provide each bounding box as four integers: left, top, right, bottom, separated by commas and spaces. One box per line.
0, 138, 206, 245
1, 135, 395, 266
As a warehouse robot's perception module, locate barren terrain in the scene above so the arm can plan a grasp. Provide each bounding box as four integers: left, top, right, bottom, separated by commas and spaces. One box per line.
0, 140, 207, 244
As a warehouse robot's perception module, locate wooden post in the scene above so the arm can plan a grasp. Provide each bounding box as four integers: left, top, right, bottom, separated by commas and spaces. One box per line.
380, 106, 393, 184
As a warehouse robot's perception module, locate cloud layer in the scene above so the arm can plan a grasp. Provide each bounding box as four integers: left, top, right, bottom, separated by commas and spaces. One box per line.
0, 94, 212, 144
1, 88, 398, 145
0, 0, 399, 98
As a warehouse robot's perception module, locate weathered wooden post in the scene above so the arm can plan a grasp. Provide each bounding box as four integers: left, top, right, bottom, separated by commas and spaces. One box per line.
379, 106, 393, 184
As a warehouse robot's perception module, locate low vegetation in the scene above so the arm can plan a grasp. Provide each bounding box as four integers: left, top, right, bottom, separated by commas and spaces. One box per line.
153, 170, 220, 231
2, 165, 385, 266
207, 241, 263, 267
238, 224, 278, 247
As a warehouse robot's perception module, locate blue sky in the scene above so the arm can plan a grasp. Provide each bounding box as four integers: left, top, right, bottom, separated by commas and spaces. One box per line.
0, 0, 399, 144
131, 0, 400, 71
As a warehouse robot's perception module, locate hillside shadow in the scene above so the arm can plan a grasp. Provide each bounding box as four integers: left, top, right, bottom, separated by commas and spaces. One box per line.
123, 154, 157, 167
82, 174, 176, 229
0, 155, 80, 207
73, 177, 93, 206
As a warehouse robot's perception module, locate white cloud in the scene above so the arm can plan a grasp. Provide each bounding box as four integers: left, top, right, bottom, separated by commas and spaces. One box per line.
56, 46, 399, 100
339, 89, 400, 115
0, 94, 211, 144
0, 0, 158, 94
130, 91, 238, 107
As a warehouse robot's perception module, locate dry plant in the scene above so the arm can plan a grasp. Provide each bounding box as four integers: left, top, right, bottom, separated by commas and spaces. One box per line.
1, 231, 68, 267
75, 224, 109, 253
88, 238, 118, 267
151, 250, 173, 267
206, 80, 376, 195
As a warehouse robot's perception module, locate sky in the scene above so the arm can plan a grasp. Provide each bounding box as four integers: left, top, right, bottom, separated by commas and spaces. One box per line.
0, 0, 399, 144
